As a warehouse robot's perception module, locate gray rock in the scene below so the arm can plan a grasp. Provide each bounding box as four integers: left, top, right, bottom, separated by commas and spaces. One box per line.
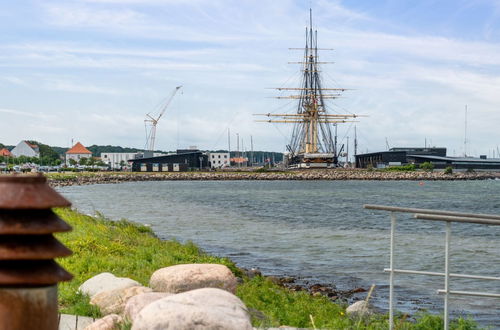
90, 286, 152, 315
131, 288, 252, 330
83, 314, 122, 330
123, 292, 173, 322
79, 272, 141, 299
149, 263, 237, 293
346, 300, 374, 318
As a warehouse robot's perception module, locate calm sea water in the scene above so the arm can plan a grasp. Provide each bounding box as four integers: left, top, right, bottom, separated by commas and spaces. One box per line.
58, 180, 500, 327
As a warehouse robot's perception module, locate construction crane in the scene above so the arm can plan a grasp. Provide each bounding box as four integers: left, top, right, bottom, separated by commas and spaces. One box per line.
144, 85, 182, 151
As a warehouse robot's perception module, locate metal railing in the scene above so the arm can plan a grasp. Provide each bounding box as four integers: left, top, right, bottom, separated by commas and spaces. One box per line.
363, 204, 500, 330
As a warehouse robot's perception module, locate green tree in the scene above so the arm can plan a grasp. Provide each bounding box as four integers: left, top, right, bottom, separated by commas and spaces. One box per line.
69, 158, 77, 166
79, 158, 89, 166
27, 140, 62, 163
419, 161, 435, 172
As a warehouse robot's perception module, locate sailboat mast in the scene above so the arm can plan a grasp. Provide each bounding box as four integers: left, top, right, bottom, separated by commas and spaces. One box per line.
254, 8, 361, 168
464, 105, 468, 157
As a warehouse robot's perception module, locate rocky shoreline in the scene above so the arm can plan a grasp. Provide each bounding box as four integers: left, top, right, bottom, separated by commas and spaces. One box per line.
48, 169, 500, 187
249, 269, 367, 304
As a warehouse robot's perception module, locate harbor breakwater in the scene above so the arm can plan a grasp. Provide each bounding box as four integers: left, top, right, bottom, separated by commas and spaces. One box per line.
48, 169, 500, 187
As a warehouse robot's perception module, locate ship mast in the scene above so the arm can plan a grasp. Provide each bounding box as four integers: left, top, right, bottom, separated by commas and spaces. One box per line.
255, 9, 359, 166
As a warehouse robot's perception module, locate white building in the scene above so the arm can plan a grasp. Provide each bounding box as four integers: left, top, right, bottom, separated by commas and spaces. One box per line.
11, 141, 40, 158
65, 142, 92, 165
101, 153, 139, 169
208, 152, 230, 168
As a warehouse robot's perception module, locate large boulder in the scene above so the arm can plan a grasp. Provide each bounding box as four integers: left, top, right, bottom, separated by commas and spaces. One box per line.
131, 288, 252, 330
149, 264, 237, 293
83, 314, 122, 330
346, 300, 375, 318
90, 286, 152, 315
123, 292, 173, 322
79, 273, 141, 299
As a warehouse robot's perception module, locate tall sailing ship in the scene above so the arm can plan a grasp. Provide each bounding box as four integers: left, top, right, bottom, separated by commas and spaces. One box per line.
256, 10, 360, 168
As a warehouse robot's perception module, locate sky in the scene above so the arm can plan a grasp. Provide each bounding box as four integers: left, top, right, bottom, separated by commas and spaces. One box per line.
1, 0, 500, 157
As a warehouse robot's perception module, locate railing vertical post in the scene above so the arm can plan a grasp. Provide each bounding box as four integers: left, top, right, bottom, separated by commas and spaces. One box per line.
389, 212, 396, 330
444, 221, 451, 330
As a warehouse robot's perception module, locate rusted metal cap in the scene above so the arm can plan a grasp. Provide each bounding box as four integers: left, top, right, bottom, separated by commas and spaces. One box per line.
0, 174, 71, 209
0, 260, 73, 285
0, 210, 72, 235
0, 235, 72, 260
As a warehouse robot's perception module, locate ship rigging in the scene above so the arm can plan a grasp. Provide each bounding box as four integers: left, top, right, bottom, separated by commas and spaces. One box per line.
255, 10, 362, 168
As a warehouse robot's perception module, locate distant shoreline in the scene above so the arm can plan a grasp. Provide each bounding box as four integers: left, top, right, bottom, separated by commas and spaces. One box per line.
46, 169, 500, 187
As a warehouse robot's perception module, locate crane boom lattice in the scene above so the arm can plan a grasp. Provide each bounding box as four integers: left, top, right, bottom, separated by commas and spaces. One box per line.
144, 85, 182, 151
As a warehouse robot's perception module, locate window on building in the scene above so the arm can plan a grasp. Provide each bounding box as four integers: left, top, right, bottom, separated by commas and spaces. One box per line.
218, 155, 221, 158
224, 155, 227, 158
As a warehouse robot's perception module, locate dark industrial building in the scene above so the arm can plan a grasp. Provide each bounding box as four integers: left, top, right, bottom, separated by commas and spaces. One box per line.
130, 150, 208, 172
355, 147, 500, 170
355, 147, 446, 168
408, 154, 500, 170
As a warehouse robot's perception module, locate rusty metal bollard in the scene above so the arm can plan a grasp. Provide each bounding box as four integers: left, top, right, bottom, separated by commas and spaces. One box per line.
0, 174, 73, 330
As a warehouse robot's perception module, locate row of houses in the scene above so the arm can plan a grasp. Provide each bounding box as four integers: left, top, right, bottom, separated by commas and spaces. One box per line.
2, 140, 237, 171
1, 140, 93, 164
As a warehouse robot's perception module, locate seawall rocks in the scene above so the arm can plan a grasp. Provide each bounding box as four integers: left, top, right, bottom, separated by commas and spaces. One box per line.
48, 170, 500, 187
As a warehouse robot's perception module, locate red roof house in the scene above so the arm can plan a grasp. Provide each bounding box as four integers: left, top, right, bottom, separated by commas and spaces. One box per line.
65, 142, 93, 165
0, 148, 12, 157
66, 142, 92, 155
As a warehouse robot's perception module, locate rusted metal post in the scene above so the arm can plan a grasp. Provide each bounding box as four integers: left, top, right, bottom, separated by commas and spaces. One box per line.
0, 174, 73, 330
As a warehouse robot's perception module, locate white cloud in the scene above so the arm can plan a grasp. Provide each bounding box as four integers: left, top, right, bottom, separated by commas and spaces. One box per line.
43, 4, 144, 27
0, 108, 56, 120
43, 79, 122, 95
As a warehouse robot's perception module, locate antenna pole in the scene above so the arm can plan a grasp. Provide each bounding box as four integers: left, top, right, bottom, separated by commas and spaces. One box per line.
354, 126, 358, 156
228, 128, 231, 153
236, 133, 240, 168
251, 135, 254, 167
464, 105, 468, 157
346, 136, 350, 166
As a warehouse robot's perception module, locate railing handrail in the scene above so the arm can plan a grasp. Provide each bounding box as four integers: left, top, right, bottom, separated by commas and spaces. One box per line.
364, 203, 499, 330
363, 204, 500, 220
414, 213, 500, 225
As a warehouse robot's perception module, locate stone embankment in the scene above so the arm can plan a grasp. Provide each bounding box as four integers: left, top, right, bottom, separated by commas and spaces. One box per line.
81, 264, 253, 330
81, 264, 372, 330
49, 169, 500, 187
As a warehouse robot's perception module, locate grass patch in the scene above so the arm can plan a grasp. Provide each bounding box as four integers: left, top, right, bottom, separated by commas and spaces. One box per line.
236, 277, 479, 329
380, 164, 416, 172
55, 208, 237, 316
55, 208, 481, 329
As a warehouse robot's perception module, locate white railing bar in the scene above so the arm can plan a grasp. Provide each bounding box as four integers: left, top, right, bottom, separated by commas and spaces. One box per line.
389, 212, 396, 330
383, 268, 500, 281
444, 221, 451, 330
369, 205, 500, 329
414, 214, 500, 225
437, 290, 500, 298
364, 204, 500, 220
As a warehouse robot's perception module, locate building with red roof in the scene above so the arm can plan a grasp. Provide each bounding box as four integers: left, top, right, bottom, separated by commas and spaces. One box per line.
0, 148, 12, 157
65, 142, 92, 165
11, 141, 40, 158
